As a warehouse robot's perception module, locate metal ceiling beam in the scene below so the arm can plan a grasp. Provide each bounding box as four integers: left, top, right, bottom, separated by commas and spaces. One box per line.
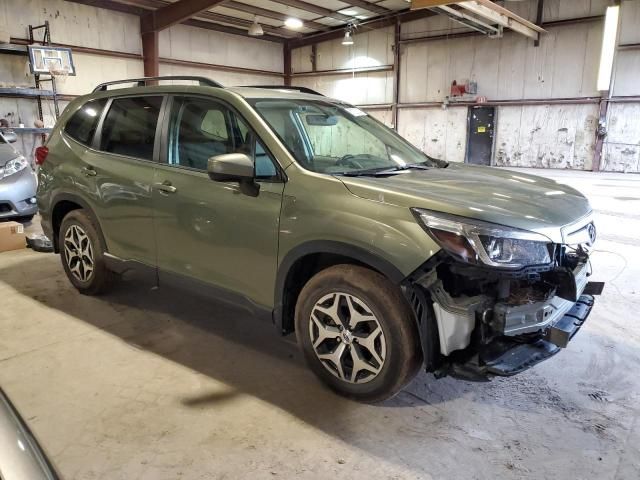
186, 10, 294, 36
340, 0, 392, 15
432, 5, 499, 35
140, 0, 227, 32
65, 0, 286, 41
267, 0, 352, 22
411, 0, 545, 40
223, 0, 328, 31
65, 0, 145, 15
288, 8, 437, 49
123, 0, 293, 37
184, 18, 286, 42
457, 1, 544, 40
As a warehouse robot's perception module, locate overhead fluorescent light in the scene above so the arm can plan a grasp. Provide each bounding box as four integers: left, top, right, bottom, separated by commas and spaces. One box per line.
284, 17, 303, 29
341, 9, 359, 15
597, 5, 620, 91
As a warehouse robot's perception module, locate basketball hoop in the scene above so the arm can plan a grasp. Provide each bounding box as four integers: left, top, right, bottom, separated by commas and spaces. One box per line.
48, 64, 70, 84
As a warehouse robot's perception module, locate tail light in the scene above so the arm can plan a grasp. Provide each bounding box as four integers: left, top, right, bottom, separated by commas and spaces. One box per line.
35, 146, 49, 165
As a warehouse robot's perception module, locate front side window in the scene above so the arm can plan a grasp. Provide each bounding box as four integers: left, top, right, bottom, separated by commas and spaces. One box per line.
100, 96, 163, 161
167, 97, 278, 180
250, 99, 444, 175
64, 98, 107, 146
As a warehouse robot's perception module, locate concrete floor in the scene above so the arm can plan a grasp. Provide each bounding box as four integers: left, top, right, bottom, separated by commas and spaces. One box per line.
1, 168, 639, 480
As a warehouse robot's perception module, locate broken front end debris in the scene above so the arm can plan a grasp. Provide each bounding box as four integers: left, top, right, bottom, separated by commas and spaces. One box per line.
406, 245, 603, 381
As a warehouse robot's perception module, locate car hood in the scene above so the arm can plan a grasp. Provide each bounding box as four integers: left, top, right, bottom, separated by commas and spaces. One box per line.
338, 163, 592, 243
0, 143, 20, 166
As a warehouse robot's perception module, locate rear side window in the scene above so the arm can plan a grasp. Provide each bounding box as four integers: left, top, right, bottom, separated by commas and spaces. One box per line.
99, 96, 163, 161
64, 98, 107, 145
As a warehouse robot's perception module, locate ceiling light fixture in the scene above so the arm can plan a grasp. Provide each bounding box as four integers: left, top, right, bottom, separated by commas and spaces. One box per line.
342, 30, 354, 46
248, 16, 264, 36
284, 17, 303, 29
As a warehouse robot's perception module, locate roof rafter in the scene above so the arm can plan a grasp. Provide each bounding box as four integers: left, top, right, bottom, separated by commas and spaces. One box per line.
140, 0, 226, 32
64, 0, 288, 41
411, 0, 545, 40
339, 0, 392, 15
267, 0, 352, 22
288, 8, 437, 49
223, 0, 328, 31
125, 0, 295, 37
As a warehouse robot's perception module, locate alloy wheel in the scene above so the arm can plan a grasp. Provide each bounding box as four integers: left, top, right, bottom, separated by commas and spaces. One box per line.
309, 292, 387, 384
63, 224, 94, 282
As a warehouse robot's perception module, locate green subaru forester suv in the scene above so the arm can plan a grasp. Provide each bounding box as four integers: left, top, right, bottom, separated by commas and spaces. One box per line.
36, 76, 600, 402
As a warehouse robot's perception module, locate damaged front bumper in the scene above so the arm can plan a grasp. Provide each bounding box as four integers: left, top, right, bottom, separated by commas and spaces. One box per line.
452, 294, 594, 380
407, 251, 602, 381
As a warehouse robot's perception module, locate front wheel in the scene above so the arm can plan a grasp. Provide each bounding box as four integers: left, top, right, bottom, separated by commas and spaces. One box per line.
295, 265, 421, 402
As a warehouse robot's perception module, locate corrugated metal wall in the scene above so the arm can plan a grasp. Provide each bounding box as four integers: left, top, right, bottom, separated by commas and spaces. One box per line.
0, 0, 283, 156
0, 0, 638, 172
291, 0, 640, 172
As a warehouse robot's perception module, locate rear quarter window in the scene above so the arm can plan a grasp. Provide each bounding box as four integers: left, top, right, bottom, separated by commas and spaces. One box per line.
64, 98, 107, 146
99, 96, 163, 161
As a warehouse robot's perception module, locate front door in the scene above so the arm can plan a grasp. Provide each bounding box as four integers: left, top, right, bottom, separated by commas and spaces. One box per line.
153, 96, 285, 309
465, 106, 496, 166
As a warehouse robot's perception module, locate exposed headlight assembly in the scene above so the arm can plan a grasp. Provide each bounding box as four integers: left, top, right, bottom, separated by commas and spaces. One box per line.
0, 155, 29, 180
412, 208, 552, 269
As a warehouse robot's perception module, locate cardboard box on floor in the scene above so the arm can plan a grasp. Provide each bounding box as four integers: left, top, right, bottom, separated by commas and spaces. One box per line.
0, 221, 26, 252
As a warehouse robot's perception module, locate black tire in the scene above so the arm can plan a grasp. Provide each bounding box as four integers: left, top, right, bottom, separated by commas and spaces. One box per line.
59, 209, 114, 295
295, 264, 421, 402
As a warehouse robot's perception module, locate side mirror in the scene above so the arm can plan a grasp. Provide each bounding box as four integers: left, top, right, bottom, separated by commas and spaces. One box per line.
207, 153, 259, 197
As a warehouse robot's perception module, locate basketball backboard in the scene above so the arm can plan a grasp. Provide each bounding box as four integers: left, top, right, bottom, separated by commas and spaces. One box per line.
27, 46, 76, 76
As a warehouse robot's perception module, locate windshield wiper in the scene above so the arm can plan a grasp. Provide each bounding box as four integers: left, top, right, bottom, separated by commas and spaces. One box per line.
335, 159, 448, 177
338, 166, 406, 177
401, 163, 431, 170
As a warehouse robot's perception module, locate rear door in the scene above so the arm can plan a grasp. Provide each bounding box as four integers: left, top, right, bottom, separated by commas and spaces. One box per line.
152, 95, 284, 309
83, 95, 165, 266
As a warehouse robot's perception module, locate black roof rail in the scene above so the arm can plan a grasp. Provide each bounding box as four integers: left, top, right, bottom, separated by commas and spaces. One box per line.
242, 85, 324, 96
93, 76, 223, 93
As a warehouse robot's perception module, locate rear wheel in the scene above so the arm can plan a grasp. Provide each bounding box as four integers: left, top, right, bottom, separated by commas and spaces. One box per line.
295, 264, 421, 402
59, 210, 114, 295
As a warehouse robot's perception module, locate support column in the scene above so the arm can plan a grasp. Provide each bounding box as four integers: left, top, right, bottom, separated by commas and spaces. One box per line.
392, 20, 401, 130
141, 29, 159, 77
284, 43, 292, 86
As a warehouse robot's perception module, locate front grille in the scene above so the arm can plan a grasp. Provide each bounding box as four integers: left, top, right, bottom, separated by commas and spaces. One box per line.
561, 214, 595, 245
0, 203, 12, 214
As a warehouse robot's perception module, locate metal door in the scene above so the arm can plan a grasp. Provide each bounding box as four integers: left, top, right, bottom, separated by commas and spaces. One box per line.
465, 106, 496, 165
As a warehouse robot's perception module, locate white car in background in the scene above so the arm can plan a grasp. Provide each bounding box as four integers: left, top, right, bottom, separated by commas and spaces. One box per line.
0, 130, 38, 222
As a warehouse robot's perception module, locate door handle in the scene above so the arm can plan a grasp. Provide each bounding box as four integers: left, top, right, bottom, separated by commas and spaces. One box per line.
81, 166, 97, 177
155, 181, 177, 194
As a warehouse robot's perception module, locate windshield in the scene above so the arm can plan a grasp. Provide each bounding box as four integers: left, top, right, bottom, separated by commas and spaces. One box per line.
249, 99, 444, 175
